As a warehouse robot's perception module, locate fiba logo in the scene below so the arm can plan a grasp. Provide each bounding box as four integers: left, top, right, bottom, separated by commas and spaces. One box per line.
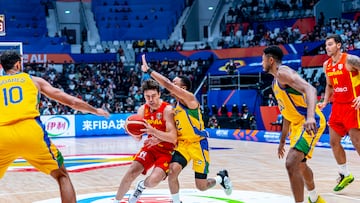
0, 14, 5, 36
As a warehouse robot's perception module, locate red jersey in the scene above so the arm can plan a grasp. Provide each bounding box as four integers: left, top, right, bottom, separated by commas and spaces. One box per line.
325, 53, 360, 103
144, 101, 174, 151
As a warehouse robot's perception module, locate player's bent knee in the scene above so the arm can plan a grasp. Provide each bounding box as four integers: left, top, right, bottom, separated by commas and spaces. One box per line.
195, 179, 208, 191
50, 166, 70, 180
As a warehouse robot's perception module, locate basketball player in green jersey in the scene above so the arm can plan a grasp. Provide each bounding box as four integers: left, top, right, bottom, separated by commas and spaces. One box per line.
141, 54, 232, 203
0, 51, 109, 203
262, 45, 326, 203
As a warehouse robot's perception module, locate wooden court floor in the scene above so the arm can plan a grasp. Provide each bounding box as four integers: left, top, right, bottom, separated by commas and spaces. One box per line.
0, 136, 359, 203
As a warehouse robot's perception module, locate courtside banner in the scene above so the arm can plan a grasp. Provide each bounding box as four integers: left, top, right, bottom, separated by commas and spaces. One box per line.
207, 129, 355, 150
40, 115, 75, 137
75, 113, 131, 137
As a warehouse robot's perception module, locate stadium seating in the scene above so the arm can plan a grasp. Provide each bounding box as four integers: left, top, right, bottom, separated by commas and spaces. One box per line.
92, 0, 186, 41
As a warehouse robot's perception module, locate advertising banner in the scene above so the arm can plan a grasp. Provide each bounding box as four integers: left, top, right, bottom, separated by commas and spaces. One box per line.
207, 128, 355, 150
75, 113, 131, 137
40, 115, 75, 137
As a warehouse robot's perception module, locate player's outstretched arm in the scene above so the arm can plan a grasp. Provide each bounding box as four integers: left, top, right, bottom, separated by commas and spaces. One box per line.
32, 76, 110, 118
141, 54, 198, 109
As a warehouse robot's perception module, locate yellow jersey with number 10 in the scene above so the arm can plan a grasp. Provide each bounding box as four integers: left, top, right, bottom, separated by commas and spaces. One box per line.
0, 72, 40, 125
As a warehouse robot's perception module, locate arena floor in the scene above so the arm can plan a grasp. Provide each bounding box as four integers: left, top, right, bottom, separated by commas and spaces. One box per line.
0, 136, 359, 203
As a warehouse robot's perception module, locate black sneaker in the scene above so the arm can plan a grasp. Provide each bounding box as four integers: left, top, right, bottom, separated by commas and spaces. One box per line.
217, 169, 233, 195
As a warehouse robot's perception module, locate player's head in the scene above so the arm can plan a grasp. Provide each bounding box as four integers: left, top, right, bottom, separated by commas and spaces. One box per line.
325, 34, 342, 56
0, 51, 22, 72
141, 79, 161, 108
262, 45, 284, 73
173, 75, 192, 91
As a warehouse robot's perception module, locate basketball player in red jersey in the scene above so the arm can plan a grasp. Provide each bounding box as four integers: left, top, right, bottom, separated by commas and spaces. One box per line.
114, 79, 177, 203
318, 34, 360, 192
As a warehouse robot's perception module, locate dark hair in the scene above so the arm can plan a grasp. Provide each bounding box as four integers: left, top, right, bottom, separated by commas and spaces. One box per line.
263, 45, 284, 63
141, 79, 160, 93
177, 75, 192, 91
326, 34, 342, 44
0, 51, 21, 71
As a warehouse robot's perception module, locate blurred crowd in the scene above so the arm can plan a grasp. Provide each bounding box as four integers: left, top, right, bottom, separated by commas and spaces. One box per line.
24, 56, 212, 116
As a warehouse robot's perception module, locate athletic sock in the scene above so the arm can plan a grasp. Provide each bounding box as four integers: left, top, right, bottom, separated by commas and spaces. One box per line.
308, 189, 318, 202
171, 193, 181, 203
215, 175, 222, 184
338, 163, 350, 176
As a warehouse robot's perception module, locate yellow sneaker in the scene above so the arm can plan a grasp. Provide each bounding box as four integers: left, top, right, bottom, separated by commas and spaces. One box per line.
308, 195, 326, 203
334, 173, 354, 192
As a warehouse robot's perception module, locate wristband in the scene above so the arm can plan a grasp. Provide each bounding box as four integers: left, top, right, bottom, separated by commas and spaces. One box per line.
147, 68, 154, 74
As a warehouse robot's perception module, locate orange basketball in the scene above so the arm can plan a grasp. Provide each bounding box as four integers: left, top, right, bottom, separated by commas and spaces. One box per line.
125, 114, 146, 139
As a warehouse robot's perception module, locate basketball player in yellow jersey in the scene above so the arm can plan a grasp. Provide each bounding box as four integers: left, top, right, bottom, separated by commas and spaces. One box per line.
262, 46, 326, 203
141, 54, 232, 203
0, 51, 109, 203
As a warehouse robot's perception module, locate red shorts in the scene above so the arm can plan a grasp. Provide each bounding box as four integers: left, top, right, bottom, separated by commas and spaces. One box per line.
328, 102, 360, 136
134, 145, 173, 175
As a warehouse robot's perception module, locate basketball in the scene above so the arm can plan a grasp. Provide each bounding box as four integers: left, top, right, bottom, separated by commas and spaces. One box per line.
125, 114, 146, 139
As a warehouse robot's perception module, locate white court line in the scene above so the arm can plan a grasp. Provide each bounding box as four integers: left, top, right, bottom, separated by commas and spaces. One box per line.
324, 192, 360, 201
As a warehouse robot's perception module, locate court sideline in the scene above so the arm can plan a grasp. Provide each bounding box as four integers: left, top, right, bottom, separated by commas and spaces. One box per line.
0, 136, 359, 203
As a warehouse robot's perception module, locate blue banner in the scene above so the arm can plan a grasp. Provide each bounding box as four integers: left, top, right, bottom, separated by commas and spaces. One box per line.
207, 129, 355, 150
75, 113, 131, 137
206, 54, 301, 75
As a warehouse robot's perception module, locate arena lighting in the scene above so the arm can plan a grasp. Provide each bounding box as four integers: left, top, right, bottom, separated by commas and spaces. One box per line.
65, 10, 71, 14
208, 6, 213, 10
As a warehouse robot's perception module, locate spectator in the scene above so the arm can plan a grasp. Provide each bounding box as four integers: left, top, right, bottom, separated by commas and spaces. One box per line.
240, 104, 256, 129
226, 59, 236, 75
181, 25, 187, 42
267, 93, 277, 106
42, 102, 57, 115
208, 115, 220, 129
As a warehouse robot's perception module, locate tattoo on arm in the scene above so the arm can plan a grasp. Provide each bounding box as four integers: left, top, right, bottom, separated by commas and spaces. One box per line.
347, 55, 360, 70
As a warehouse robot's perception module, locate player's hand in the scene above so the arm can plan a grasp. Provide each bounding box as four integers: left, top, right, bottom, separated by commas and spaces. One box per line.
352, 96, 360, 109
303, 117, 317, 135
141, 54, 149, 72
144, 136, 161, 147
141, 120, 157, 135
278, 140, 286, 159
317, 102, 327, 110
96, 108, 110, 118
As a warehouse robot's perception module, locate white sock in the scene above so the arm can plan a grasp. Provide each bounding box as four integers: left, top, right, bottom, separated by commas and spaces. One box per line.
338, 163, 350, 176
215, 175, 222, 184
308, 189, 318, 202
113, 200, 121, 203
171, 193, 181, 203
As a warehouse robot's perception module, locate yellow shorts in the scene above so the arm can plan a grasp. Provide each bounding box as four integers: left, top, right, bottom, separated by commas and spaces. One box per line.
0, 118, 63, 178
289, 111, 326, 159
176, 138, 210, 174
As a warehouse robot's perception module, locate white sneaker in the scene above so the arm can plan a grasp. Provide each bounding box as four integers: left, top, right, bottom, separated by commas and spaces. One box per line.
217, 169, 233, 195
128, 180, 146, 203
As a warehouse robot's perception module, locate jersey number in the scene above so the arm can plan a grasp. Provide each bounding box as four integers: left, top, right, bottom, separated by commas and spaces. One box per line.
332, 78, 338, 85
175, 120, 182, 131
2, 86, 23, 106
